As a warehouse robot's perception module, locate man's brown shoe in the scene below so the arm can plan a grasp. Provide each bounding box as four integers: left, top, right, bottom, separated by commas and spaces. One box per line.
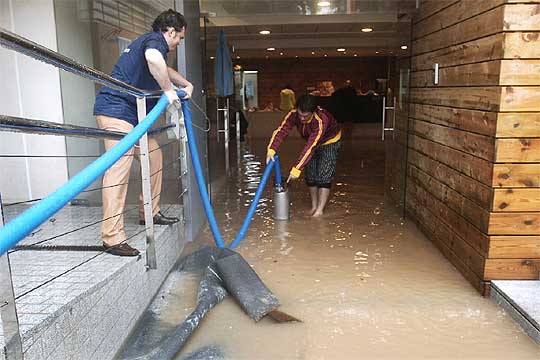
104, 243, 140, 257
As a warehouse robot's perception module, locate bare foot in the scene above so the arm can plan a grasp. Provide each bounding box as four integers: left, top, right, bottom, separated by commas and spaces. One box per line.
309, 208, 317, 216
312, 211, 324, 217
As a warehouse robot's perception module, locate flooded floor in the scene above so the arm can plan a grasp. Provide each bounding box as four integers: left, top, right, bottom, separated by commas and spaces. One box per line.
121, 125, 539, 359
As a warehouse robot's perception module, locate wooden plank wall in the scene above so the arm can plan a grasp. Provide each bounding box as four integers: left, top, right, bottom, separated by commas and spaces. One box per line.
406, 0, 540, 295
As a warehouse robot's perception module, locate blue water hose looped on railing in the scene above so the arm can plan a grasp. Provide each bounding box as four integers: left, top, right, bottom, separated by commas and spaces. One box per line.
0, 94, 173, 256
181, 99, 225, 248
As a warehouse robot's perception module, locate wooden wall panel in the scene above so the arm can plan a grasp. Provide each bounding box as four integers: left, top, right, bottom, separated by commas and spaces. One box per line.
495, 138, 540, 162
503, 4, 540, 31
489, 212, 540, 235
408, 149, 492, 209
408, 134, 493, 186
500, 60, 540, 86
503, 32, 540, 58
412, 0, 505, 40
411, 61, 501, 87
406, 188, 486, 273
406, 0, 540, 293
412, 6, 505, 55
408, 165, 490, 231
410, 104, 497, 137
410, 119, 495, 160
500, 86, 540, 112
407, 178, 490, 255
410, 87, 501, 111
492, 164, 540, 188
412, 33, 504, 71
492, 188, 540, 212
496, 113, 540, 138
414, 0, 459, 24
484, 259, 538, 280
489, 236, 540, 258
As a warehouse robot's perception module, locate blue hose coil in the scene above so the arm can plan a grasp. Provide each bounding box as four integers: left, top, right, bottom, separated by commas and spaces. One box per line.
229, 160, 275, 250
0, 94, 172, 256
181, 100, 225, 248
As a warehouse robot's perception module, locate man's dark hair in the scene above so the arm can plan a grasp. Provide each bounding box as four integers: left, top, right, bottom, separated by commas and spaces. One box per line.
296, 94, 317, 113
152, 9, 187, 32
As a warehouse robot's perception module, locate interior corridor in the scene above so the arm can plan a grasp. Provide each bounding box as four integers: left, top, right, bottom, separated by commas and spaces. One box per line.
121, 124, 539, 359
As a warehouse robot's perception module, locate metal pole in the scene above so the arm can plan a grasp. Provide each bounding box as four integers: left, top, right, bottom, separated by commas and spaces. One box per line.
382, 96, 386, 141
224, 98, 230, 172
137, 98, 157, 269
0, 194, 24, 359
392, 96, 397, 140
216, 97, 220, 143
236, 111, 241, 168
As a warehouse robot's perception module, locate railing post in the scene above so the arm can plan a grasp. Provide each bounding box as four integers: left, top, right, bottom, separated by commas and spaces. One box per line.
177, 107, 191, 240
0, 194, 24, 359
137, 98, 157, 269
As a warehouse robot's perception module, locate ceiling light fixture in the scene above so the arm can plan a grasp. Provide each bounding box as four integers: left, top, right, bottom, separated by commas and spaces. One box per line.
266, 47, 275, 51
375, 51, 379, 54
324, 54, 328, 57
280, 52, 284, 55
236, 56, 240, 59
337, 48, 346, 52
401, 45, 408, 50
318, 1, 331, 6
361, 27, 373, 33
354, 54, 358, 57
259, 30, 271, 35
210, 56, 215, 59
311, 51, 315, 55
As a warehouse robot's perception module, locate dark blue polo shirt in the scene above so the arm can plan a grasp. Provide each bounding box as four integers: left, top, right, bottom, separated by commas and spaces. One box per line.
93, 32, 169, 126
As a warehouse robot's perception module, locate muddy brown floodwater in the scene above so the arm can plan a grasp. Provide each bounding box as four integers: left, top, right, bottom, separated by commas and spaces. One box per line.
122, 127, 540, 360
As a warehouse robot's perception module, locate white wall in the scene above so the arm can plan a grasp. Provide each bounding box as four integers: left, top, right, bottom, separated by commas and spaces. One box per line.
0, 0, 68, 203
54, 0, 102, 201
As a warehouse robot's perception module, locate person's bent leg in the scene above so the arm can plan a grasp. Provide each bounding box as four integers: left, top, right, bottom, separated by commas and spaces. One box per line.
308, 186, 318, 215
97, 116, 139, 256
304, 150, 319, 215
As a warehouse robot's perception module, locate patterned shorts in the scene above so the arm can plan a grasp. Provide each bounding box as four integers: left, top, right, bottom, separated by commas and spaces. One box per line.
304, 141, 340, 188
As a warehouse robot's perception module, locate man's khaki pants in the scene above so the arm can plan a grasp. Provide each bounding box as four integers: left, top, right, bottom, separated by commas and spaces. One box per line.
97, 115, 162, 246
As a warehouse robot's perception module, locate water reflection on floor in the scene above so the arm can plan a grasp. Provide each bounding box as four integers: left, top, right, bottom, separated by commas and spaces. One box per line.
121, 128, 540, 359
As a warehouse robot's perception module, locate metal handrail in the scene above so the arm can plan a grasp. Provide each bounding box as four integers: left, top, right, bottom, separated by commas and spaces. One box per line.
0, 27, 161, 98
0, 115, 174, 140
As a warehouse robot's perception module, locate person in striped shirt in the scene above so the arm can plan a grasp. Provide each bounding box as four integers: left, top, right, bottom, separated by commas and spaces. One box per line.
266, 94, 341, 217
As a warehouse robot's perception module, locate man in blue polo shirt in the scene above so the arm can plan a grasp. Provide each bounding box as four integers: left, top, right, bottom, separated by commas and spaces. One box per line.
94, 9, 193, 257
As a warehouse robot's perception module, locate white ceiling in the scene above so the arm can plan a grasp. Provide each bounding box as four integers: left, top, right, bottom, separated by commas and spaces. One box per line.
200, 0, 417, 59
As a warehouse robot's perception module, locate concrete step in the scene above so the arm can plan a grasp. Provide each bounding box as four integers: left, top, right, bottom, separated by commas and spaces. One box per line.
491, 280, 540, 344
0, 204, 186, 359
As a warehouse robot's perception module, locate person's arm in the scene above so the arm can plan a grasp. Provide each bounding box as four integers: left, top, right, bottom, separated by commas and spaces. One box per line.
168, 67, 194, 98
289, 114, 326, 181
266, 111, 295, 164
145, 49, 178, 104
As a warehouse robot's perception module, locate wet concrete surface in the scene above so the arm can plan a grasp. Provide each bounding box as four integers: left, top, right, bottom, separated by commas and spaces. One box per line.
121, 125, 540, 359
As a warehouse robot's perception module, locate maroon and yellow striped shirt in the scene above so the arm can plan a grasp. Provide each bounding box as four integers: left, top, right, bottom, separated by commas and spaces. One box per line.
267, 106, 341, 177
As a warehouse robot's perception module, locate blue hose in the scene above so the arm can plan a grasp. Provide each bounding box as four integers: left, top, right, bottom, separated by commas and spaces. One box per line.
273, 155, 282, 187
0, 94, 172, 256
181, 100, 225, 248
228, 160, 275, 250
